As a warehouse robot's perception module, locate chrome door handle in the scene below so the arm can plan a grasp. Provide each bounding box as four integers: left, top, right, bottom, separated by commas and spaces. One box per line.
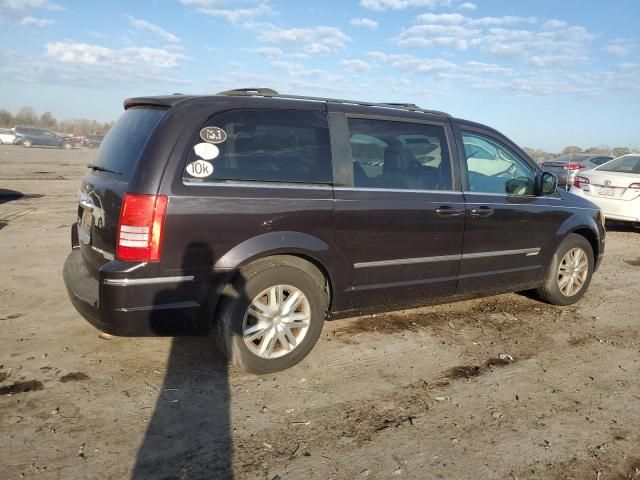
435, 206, 464, 217
470, 206, 494, 217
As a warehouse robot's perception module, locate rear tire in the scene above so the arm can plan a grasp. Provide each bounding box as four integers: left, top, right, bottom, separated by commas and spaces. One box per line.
62, 142, 72, 150
535, 233, 594, 306
23, 140, 32, 148
215, 258, 328, 374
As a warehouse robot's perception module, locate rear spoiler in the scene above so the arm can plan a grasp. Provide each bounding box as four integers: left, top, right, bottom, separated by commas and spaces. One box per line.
123, 94, 193, 110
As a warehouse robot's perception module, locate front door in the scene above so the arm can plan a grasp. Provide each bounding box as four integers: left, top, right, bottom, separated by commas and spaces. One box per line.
457, 127, 558, 294
331, 112, 465, 313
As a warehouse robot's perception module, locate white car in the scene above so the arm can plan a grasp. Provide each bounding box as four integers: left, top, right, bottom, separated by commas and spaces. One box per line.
0, 128, 16, 144
572, 154, 640, 225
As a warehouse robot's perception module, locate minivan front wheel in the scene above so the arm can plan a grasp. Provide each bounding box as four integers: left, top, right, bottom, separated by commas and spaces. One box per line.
536, 233, 594, 306
23, 140, 32, 148
216, 259, 328, 374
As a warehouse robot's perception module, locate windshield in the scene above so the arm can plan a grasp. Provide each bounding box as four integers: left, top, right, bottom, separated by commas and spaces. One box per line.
597, 155, 640, 174
92, 107, 166, 180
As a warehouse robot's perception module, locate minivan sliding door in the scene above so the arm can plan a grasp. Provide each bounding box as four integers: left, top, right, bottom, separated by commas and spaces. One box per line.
329, 110, 465, 313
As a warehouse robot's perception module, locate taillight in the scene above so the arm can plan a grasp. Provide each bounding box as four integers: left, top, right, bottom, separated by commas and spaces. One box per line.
566, 163, 584, 170
573, 176, 589, 188
116, 193, 168, 262
629, 183, 640, 190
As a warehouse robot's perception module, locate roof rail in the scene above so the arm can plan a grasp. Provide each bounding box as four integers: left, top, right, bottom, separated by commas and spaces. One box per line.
215, 88, 450, 117
217, 88, 279, 96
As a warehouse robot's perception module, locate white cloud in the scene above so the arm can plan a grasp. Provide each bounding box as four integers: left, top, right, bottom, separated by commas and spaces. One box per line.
341, 59, 371, 72
367, 51, 389, 62
458, 2, 476, 10
0, 49, 190, 88
415, 13, 465, 25
246, 46, 284, 59
542, 19, 568, 30
182, 1, 274, 24
372, 53, 457, 74
127, 16, 181, 43
359, 0, 452, 11
482, 25, 595, 65
46, 42, 188, 69
0, 0, 61, 23
395, 23, 481, 50
269, 61, 341, 82
468, 16, 537, 27
261, 26, 351, 54
19, 16, 54, 27
604, 39, 634, 57
465, 61, 513, 75
350, 17, 378, 29
395, 14, 538, 51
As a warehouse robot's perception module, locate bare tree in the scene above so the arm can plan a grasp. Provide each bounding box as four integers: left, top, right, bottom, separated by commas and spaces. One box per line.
561, 145, 583, 155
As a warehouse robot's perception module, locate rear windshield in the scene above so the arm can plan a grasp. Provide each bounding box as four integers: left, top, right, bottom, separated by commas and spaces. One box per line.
597, 155, 640, 174
92, 107, 166, 180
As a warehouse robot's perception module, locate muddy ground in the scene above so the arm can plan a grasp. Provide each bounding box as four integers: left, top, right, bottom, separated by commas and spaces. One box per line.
1, 144, 639, 480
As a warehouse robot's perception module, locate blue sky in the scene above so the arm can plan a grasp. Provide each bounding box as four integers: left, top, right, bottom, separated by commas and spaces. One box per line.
0, 0, 638, 151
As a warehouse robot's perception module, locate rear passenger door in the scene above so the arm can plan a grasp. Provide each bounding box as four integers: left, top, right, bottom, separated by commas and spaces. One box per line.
330, 109, 465, 312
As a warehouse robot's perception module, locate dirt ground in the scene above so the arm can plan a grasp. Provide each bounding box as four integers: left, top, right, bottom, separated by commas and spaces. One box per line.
1, 144, 639, 480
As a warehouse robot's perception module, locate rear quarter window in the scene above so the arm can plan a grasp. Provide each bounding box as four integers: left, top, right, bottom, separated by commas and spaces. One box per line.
92, 107, 166, 180
183, 109, 332, 184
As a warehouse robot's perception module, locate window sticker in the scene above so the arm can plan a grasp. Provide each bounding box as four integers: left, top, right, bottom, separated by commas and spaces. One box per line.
193, 142, 219, 161
200, 126, 227, 144
186, 160, 214, 178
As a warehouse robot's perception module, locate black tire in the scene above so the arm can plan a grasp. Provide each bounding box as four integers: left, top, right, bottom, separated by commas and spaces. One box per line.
215, 258, 328, 374
23, 140, 32, 148
535, 233, 594, 306
62, 142, 72, 150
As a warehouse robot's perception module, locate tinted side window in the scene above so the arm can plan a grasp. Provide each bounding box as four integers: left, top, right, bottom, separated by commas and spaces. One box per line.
183, 109, 331, 184
462, 131, 535, 195
348, 118, 452, 191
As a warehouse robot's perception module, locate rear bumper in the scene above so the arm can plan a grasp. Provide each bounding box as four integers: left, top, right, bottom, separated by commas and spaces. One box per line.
63, 249, 215, 336
573, 190, 640, 223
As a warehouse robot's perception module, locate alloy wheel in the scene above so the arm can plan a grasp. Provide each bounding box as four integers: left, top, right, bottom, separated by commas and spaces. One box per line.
242, 284, 311, 359
557, 247, 589, 297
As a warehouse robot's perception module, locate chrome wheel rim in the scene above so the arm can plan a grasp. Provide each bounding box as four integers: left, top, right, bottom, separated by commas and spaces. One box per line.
557, 247, 589, 297
242, 285, 311, 359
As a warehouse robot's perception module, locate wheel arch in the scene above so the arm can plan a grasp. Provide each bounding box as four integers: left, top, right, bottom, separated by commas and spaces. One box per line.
209, 231, 347, 320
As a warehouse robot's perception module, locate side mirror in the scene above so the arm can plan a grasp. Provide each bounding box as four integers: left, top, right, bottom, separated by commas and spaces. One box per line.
540, 172, 557, 195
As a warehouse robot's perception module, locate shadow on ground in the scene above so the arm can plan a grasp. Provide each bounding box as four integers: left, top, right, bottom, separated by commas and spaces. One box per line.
132, 242, 246, 479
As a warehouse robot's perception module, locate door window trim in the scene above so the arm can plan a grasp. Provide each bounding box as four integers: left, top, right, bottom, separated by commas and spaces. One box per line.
330, 112, 460, 192
456, 124, 541, 197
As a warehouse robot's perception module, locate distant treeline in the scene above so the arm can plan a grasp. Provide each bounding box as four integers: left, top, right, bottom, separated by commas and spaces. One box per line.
523, 145, 638, 163
0, 107, 113, 137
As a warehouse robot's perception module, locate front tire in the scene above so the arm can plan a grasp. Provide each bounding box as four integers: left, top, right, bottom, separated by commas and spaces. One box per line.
23, 140, 32, 148
535, 233, 594, 305
62, 142, 72, 150
215, 259, 328, 374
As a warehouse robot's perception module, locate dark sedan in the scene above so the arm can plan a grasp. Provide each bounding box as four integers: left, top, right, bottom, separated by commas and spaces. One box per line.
14, 126, 73, 149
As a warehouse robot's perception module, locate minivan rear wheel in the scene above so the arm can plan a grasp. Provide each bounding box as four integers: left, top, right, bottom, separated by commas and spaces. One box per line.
215, 259, 328, 374
535, 233, 594, 306
23, 140, 32, 148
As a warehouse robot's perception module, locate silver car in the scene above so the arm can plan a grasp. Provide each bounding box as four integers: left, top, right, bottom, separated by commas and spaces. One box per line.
542, 154, 613, 190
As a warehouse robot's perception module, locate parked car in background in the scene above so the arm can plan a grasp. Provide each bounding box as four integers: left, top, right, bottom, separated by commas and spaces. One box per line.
0, 128, 16, 144
84, 132, 105, 148
541, 154, 613, 190
572, 154, 640, 226
14, 126, 74, 149
63, 88, 605, 374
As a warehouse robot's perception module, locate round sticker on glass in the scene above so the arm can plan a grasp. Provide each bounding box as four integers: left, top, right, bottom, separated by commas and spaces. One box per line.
186, 160, 214, 178
193, 142, 219, 161
200, 126, 227, 144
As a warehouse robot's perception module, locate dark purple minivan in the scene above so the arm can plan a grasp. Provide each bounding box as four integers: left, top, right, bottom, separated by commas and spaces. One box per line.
63, 88, 605, 373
